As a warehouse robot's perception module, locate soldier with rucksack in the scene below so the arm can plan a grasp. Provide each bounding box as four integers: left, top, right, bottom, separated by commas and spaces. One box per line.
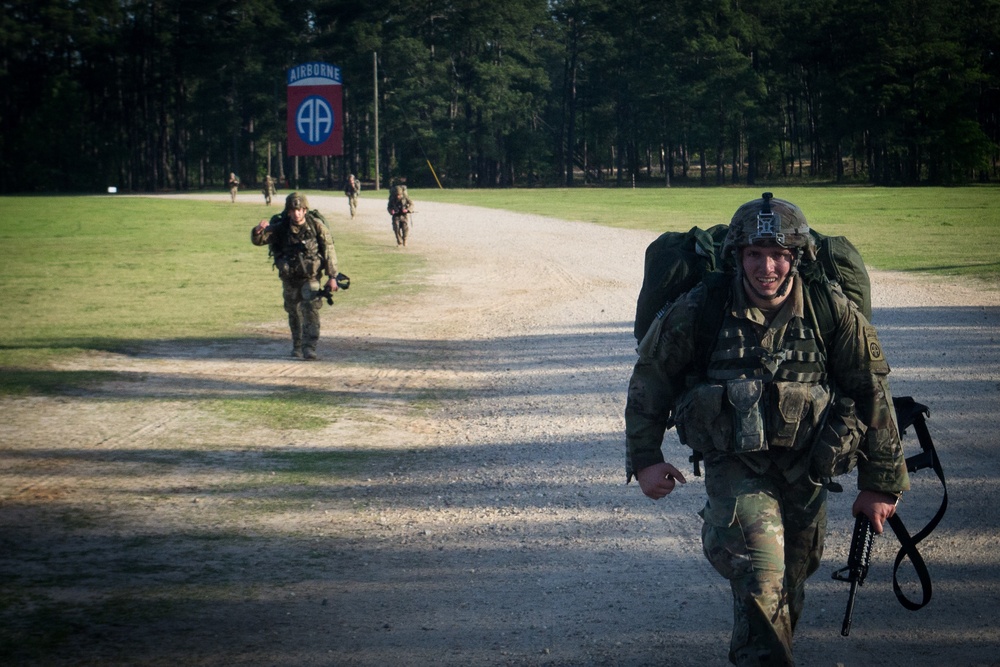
227, 172, 240, 202
387, 183, 413, 246
262, 175, 277, 206
251, 192, 340, 360
624, 193, 910, 666
344, 174, 360, 218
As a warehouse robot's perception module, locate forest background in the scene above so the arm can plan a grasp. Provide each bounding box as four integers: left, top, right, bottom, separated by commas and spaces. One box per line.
2, 0, 999, 194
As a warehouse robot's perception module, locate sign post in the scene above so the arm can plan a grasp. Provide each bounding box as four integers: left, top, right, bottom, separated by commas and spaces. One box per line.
286, 62, 343, 157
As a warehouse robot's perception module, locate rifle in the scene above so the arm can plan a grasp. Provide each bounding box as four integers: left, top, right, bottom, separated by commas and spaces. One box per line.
832, 514, 876, 636
310, 273, 351, 305
831, 396, 948, 637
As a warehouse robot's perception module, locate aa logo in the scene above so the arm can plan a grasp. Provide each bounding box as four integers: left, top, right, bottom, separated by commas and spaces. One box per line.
864, 326, 885, 362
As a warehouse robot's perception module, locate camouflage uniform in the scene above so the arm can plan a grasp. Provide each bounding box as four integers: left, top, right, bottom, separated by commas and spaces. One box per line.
625, 196, 909, 666
387, 184, 413, 246
344, 174, 360, 218
262, 175, 277, 205
251, 193, 338, 360
228, 172, 240, 202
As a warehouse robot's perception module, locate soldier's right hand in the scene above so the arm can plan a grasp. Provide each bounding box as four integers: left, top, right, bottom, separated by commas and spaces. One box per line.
636, 462, 687, 500
255, 219, 269, 231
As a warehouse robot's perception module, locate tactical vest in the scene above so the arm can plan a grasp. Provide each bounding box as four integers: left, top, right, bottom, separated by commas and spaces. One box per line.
270, 214, 324, 282
675, 279, 834, 457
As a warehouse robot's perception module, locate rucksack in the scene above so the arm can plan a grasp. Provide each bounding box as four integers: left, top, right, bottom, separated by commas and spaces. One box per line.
633, 225, 872, 342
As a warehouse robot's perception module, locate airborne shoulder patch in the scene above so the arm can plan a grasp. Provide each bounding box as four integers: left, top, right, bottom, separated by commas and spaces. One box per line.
862, 325, 890, 372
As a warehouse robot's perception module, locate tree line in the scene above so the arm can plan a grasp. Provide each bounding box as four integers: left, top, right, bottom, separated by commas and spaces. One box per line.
2, 0, 998, 193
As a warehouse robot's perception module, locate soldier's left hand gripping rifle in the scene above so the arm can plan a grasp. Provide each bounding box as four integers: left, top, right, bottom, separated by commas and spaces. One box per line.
832, 396, 948, 637
312, 273, 351, 305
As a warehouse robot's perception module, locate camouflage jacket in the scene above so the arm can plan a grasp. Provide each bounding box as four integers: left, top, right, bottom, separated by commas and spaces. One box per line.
624, 272, 910, 496
251, 210, 337, 282
387, 190, 412, 215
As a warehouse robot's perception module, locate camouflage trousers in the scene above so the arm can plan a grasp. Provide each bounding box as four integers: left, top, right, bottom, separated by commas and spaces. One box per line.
700, 452, 827, 667
392, 214, 410, 246
347, 193, 358, 217
282, 279, 323, 353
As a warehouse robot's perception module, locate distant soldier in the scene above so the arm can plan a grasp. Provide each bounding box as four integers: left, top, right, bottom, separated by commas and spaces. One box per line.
227, 172, 240, 203
251, 192, 340, 360
387, 183, 413, 247
344, 174, 360, 218
262, 175, 277, 206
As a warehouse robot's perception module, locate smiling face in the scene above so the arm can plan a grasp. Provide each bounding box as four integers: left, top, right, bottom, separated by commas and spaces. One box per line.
740, 243, 795, 309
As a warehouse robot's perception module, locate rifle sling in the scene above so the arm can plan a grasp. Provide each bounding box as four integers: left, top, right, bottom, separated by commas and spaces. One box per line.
886, 396, 949, 611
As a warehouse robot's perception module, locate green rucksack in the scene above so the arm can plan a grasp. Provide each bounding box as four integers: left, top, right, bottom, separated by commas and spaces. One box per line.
633, 225, 872, 342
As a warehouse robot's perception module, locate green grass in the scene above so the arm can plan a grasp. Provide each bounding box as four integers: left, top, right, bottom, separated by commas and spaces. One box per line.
2, 188, 997, 397
201, 391, 354, 431
414, 185, 1000, 282
0, 195, 424, 379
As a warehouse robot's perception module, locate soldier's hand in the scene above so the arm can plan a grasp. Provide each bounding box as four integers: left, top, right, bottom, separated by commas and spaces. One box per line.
255, 219, 270, 232
325, 277, 338, 292
636, 462, 687, 500
852, 490, 899, 534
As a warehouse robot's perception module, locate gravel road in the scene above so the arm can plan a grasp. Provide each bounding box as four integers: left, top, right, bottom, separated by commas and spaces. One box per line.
2, 193, 998, 667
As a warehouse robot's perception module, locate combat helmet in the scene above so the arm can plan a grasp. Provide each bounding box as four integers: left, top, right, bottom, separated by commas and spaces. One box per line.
285, 191, 309, 211
723, 192, 816, 300
722, 192, 815, 260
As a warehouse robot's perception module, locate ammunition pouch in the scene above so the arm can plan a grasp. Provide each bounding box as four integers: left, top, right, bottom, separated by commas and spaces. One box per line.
728, 378, 766, 453
275, 254, 320, 282
810, 397, 865, 481
768, 383, 828, 450
676, 383, 731, 454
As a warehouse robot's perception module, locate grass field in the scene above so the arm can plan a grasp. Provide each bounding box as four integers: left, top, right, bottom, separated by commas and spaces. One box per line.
0, 196, 424, 379
414, 185, 1000, 280
1, 187, 998, 386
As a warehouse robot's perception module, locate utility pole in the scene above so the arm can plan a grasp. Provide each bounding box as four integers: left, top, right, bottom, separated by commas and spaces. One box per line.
374, 51, 380, 191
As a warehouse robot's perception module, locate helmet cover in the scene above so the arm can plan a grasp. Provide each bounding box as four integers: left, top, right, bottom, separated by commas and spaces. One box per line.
285, 192, 309, 211
723, 192, 814, 258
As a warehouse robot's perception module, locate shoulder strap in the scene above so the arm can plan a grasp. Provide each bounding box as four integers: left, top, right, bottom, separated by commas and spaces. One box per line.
692, 272, 732, 371
795, 261, 842, 357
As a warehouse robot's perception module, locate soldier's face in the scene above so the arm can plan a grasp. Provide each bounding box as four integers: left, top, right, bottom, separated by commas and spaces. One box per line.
741, 244, 794, 308
289, 207, 307, 225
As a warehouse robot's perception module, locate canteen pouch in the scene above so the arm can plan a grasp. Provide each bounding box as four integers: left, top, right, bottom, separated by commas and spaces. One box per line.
675, 383, 731, 453
727, 378, 767, 453
810, 397, 865, 480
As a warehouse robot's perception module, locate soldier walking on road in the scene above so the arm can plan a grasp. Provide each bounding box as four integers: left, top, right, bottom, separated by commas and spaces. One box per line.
625, 194, 910, 666
387, 183, 413, 246
262, 175, 277, 205
227, 172, 240, 202
251, 192, 340, 360
344, 174, 360, 218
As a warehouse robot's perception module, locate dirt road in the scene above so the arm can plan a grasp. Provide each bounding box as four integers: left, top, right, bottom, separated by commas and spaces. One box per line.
2, 194, 999, 666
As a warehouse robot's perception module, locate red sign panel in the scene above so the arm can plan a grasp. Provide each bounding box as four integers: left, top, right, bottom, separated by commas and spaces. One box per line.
286, 63, 343, 157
